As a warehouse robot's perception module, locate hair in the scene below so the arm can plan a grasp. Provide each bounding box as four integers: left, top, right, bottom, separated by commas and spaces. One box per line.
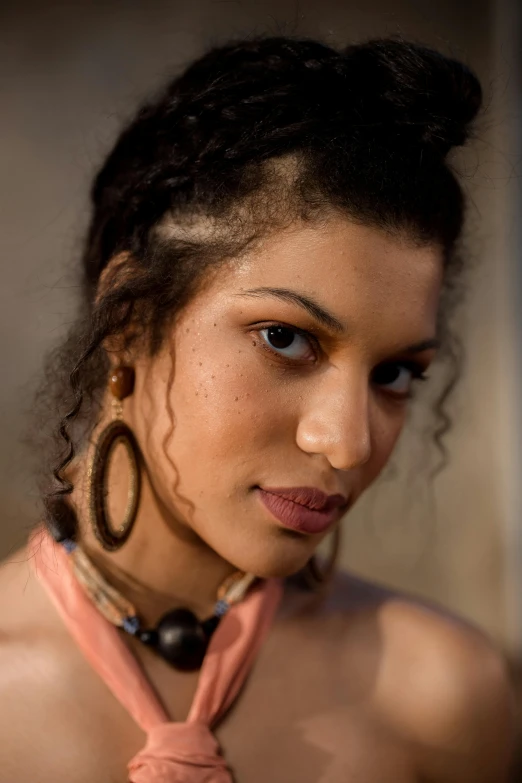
38, 34, 483, 543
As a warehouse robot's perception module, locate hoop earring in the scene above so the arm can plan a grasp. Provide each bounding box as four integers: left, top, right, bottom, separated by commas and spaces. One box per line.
301, 526, 341, 590
89, 366, 141, 552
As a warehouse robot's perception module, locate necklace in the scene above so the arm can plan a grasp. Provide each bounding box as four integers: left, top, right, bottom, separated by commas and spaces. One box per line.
60, 538, 257, 671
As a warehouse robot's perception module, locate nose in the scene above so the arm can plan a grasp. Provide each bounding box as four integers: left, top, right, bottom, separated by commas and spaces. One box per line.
295, 367, 372, 471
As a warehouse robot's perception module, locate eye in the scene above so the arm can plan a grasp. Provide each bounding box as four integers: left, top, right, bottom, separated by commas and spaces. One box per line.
256, 325, 316, 363
371, 361, 428, 398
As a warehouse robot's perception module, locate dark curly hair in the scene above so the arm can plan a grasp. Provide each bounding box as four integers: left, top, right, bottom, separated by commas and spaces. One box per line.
39, 35, 483, 543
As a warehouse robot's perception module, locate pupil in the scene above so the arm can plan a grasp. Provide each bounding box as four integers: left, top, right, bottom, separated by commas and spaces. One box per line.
374, 364, 400, 384
267, 327, 294, 349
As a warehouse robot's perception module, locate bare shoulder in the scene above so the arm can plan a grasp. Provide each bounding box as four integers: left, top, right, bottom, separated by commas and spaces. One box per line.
0, 547, 79, 757
0, 542, 50, 653
322, 570, 517, 782
0, 546, 66, 778
0, 544, 142, 783
0, 540, 65, 655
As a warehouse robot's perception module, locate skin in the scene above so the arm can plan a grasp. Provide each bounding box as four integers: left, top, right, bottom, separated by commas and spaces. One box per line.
0, 216, 515, 782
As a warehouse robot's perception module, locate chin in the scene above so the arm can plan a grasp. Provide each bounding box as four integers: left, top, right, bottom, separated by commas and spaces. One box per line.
257, 564, 309, 581
219, 535, 315, 581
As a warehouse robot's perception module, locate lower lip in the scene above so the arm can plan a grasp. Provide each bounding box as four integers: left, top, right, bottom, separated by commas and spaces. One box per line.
256, 488, 342, 534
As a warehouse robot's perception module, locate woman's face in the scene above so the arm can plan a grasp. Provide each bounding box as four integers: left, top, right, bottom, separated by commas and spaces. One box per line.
126, 217, 443, 578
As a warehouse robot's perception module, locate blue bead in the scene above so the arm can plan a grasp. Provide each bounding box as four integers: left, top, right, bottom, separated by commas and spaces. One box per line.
62, 539, 77, 554
123, 616, 140, 635
214, 599, 229, 617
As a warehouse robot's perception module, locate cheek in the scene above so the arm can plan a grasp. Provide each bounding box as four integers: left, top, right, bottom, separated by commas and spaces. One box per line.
149, 333, 278, 474
363, 404, 406, 488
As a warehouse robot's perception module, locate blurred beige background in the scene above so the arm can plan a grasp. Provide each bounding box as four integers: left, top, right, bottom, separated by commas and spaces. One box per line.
1, 0, 521, 657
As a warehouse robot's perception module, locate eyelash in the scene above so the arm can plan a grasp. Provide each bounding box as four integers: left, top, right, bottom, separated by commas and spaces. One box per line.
376, 362, 429, 400
251, 322, 320, 364
251, 321, 429, 398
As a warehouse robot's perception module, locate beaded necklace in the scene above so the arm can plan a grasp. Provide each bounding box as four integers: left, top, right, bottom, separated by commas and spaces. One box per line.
60, 538, 257, 671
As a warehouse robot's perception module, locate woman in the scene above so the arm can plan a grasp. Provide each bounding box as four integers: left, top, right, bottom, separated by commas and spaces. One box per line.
0, 35, 515, 783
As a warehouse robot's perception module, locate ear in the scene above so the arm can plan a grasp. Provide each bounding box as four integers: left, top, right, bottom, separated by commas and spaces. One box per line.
95, 251, 133, 305
96, 252, 140, 366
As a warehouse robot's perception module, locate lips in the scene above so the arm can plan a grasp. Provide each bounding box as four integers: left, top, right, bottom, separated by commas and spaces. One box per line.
256, 485, 348, 534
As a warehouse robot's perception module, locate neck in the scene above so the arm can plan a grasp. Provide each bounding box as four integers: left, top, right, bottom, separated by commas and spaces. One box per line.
73, 459, 238, 628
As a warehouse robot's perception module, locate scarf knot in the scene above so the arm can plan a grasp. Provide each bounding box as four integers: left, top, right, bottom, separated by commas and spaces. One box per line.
128, 722, 231, 783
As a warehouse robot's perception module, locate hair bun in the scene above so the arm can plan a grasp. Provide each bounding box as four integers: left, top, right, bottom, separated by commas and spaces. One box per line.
342, 39, 482, 156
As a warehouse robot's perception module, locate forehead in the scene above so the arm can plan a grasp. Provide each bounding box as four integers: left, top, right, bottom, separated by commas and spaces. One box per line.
224, 217, 443, 344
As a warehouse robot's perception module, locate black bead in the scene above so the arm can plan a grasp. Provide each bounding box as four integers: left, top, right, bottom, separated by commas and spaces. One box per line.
201, 614, 221, 638
45, 497, 78, 542
155, 608, 209, 671
138, 629, 159, 646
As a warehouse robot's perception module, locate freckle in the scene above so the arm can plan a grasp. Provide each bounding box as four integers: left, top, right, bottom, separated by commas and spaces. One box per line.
211, 375, 215, 379
192, 347, 195, 352
199, 362, 202, 366
185, 328, 190, 333
252, 340, 256, 346
214, 323, 217, 327
226, 364, 229, 368
235, 397, 239, 401
195, 391, 199, 396
205, 394, 208, 398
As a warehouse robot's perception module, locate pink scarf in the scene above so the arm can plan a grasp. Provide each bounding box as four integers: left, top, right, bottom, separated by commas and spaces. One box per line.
29, 527, 283, 782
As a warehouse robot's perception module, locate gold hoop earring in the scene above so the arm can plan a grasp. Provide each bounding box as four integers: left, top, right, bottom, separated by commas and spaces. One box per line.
89, 366, 141, 552
301, 526, 341, 590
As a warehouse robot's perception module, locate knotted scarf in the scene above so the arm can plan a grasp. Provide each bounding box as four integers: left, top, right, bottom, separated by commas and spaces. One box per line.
30, 527, 283, 782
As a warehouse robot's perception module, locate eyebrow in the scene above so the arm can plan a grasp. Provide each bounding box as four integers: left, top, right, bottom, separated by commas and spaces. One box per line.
401, 338, 440, 354
237, 286, 345, 333
237, 286, 440, 355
